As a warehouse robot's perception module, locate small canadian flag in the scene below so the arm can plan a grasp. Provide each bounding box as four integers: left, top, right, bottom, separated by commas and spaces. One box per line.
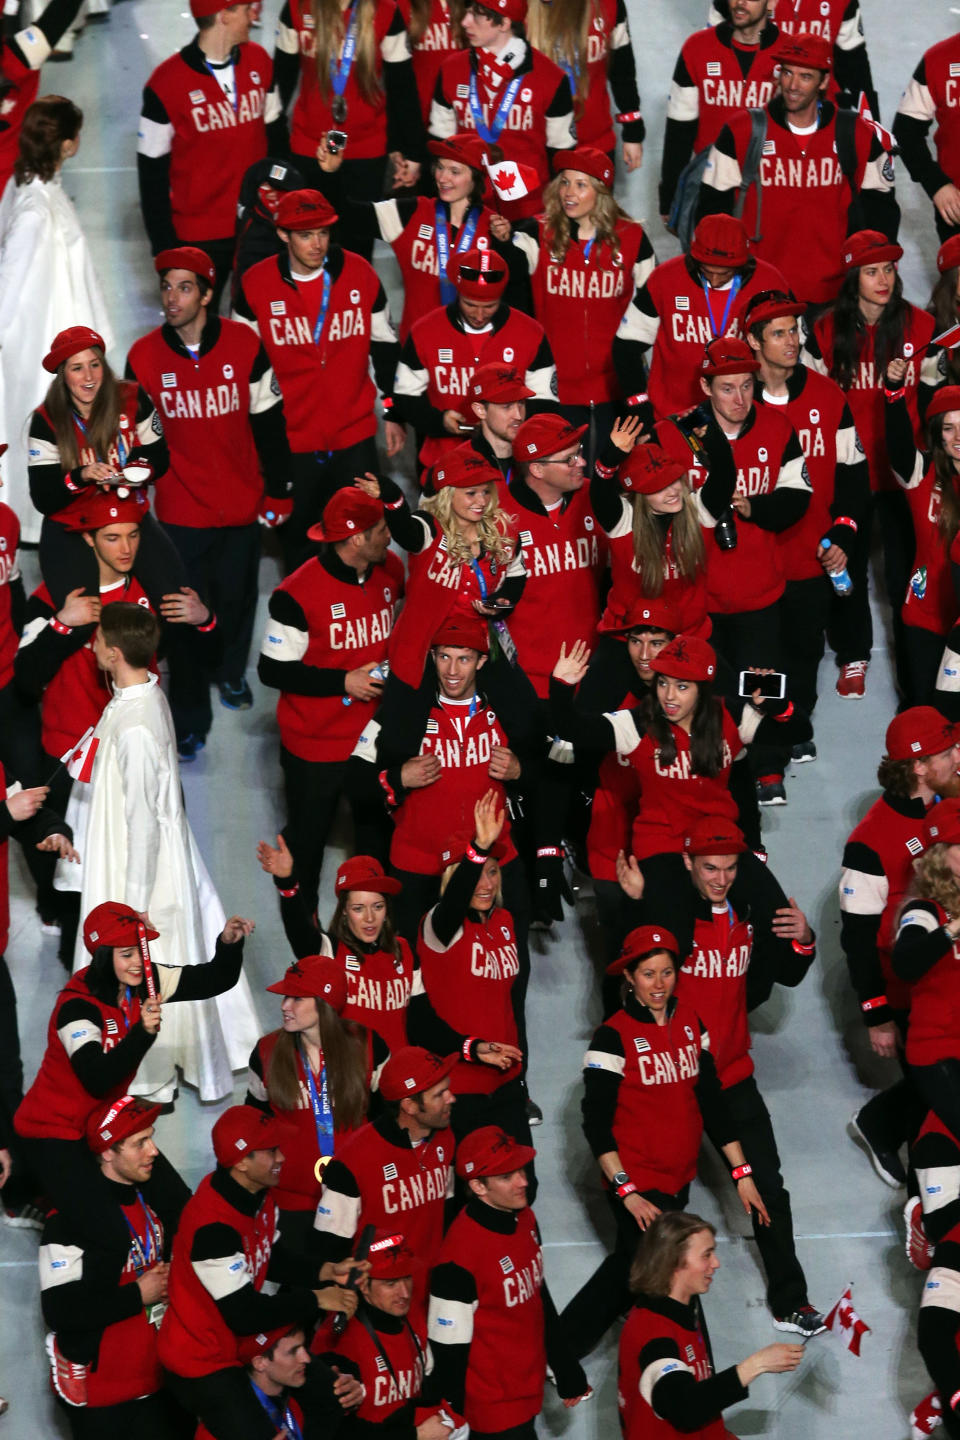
933, 322, 960, 351
484, 156, 539, 201
824, 1284, 870, 1355
61, 727, 99, 783
857, 93, 894, 153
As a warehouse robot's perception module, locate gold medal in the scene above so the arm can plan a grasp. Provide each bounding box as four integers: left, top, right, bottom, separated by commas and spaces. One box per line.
314, 1155, 331, 1184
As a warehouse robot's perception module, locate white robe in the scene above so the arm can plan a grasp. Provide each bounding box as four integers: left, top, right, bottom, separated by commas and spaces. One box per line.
57, 674, 260, 1101
0, 173, 114, 543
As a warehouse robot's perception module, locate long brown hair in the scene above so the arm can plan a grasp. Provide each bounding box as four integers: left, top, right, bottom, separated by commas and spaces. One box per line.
629, 1212, 716, 1297
526, 0, 590, 107
629, 491, 705, 596
330, 893, 403, 962
266, 1000, 370, 1131
14, 94, 82, 185
928, 267, 960, 386
640, 678, 726, 777
42, 352, 132, 472
542, 173, 628, 264
405, 0, 465, 46
928, 413, 960, 552
311, 0, 382, 104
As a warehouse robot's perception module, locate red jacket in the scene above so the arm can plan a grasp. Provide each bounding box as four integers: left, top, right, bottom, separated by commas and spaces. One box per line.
677, 908, 755, 1090
627, 706, 741, 861
374, 195, 501, 342
601, 495, 710, 639
338, 935, 415, 1052
902, 463, 957, 636
619, 1296, 733, 1440
430, 45, 575, 218
236, 246, 396, 454
897, 899, 960, 1068
318, 1304, 427, 1419
259, 550, 403, 763
139, 41, 274, 241
0, 503, 20, 690
397, 0, 460, 121
519, 215, 653, 405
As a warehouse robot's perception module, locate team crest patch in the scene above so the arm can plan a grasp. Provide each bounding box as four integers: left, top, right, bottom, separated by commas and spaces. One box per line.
457, 84, 469, 97
426, 718, 440, 734
271, 301, 286, 316
330, 602, 346, 618
351, 289, 361, 302
270, 164, 287, 180
675, 296, 689, 310
809, 409, 819, 423
105, 1019, 118, 1036
419, 224, 433, 239
906, 836, 923, 856
634, 1036, 651, 1053
763, 139, 776, 155
520, 530, 533, 547
376, 1355, 389, 1371
162, 373, 177, 388
345, 955, 361, 970
438, 348, 454, 362
190, 89, 205, 103
499, 1256, 514, 1274
383, 1163, 398, 1180
685, 1345, 696, 1363
951, 63, 960, 77
521, 89, 532, 102
706, 62, 721, 75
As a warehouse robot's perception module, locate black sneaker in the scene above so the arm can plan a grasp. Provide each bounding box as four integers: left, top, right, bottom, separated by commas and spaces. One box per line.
526, 1097, 543, 1127
177, 733, 206, 762
757, 775, 787, 806
848, 1110, 906, 1187
219, 679, 254, 710
773, 1306, 826, 1337
791, 741, 817, 763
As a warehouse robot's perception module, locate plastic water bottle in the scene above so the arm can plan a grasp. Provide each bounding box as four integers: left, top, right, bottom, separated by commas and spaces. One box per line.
821, 538, 853, 596
342, 660, 389, 706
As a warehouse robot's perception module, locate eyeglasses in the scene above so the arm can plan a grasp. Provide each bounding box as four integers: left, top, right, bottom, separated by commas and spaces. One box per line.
547, 448, 584, 467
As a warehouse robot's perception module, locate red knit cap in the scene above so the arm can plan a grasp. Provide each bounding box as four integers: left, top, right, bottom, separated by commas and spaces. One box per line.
552, 146, 614, 190
512, 413, 587, 462
431, 444, 501, 491
700, 336, 760, 377
773, 33, 832, 71
650, 634, 717, 682
431, 614, 490, 654
842, 230, 903, 272
275, 188, 338, 231
742, 288, 805, 332
684, 817, 748, 857
428, 133, 488, 170
43, 326, 106, 373
455, 248, 508, 301
334, 855, 402, 896
598, 597, 680, 637
469, 363, 535, 404
52, 487, 151, 534
689, 215, 749, 268
155, 246, 217, 287
926, 386, 960, 423
306, 489, 384, 543
619, 443, 689, 495
190, 0, 246, 16
938, 235, 960, 274
606, 925, 680, 976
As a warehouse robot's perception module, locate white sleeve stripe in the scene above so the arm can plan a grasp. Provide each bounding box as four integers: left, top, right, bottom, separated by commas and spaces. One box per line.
247, 1067, 269, 1102
639, 1355, 693, 1407
393, 359, 428, 397
194, 1252, 252, 1300
836, 10, 864, 48
57, 1019, 101, 1056
351, 717, 381, 763
250, 370, 278, 415
606, 497, 633, 539
274, 18, 300, 52
603, 708, 641, 755
835, 424, 860, 466
922, 1266, 960, 1313
897, 907, 940, 936
512, 231, 539, 275
39, 1242, 84, 1290
137, 115, 175, 158
666, 80, 699, 123
838, 868, 888, 916
423, 912, 462, 954
260, 619, 309, 662
374, 200, 405, 246
918, 1165, 960, 1216
897, 77, 935, 125
381, 28, 411, 62
737, 705, 762, 746
14, 23, 51, 66
157, 965, 182, 1001
776, 453, 812, 492
264, 91, 283, 125
427, 1296, 476, 1345
525, 362, 556, 403
17, 615, 49, 651
938, 646, 960, 694
27, 435, 60, 467
371, 304, 398, 345
313, 1186, 362, 1241
410, 969, 425, 996
545, 111, 576, 150
583, 1048, 624, 1075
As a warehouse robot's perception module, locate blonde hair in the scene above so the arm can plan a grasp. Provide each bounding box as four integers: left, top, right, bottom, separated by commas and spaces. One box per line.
439, 857, 503, 908
912, 846, 960, 919
542, 173, 628, 264
422, 483, 515, 568
525, 0, 591, 107
310, 0, 382, 103
629, 489, 705, 596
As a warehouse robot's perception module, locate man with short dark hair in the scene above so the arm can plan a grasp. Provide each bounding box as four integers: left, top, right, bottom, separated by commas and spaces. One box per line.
138, 0, 286, 307
258, 487, 404, 919
697, 33, 898, 306
426, 1125, 590, 1436
39, 1095, 191, 1438
195, 1325, 354, 1440
127, 244, 292, 749
235, 189, 403, 571
312, 1048, 455, 1294
464, 363, 534, 491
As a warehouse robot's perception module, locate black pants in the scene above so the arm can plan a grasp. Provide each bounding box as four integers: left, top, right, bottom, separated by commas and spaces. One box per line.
178, 235, 235, 314
65, 1389, 193, 1440
827, 489, 915, 689
280, 748, 390, 921
0, 679, 56, 914
472, 1423, 538, 1440
560, 1185, 688, 1360
780, 573, 831, 721
392, 856, 532, 1064
901, 623, 949, 710
291, 151, 388, 260
709, 602, 788, 780
857, 1011, 925, 1156
0, 950, 40, 1209
706, 1075, 808, 1318
594, 878, 639, 1018
910, 1058, 960, 1142
39, 513, 187, 611
285, 439, 380, 573
162, 520, 261, 740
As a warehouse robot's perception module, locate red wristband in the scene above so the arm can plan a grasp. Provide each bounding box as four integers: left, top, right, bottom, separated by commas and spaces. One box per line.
463, 1037, 480, 1061
791, 938, 815, 956
626, 392, 649, 407
537, 847, 563, 858
615, 1180, 638, 1199
883, 386, 903, 402
378, 769, 398, 807
277, 884, 299, 899
861, 995, 888, 1012
50, 617, 73, 635
466, 843, 489, 865
197, 612, 217, 633
773, 701, 795, 722
731, 1164, 752, 1182
833, 515, 858, 532
951, 1389, 960, 1412
616, 110, 643, 123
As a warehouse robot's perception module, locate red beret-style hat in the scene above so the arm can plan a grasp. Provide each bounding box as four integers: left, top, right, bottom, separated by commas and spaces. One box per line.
307, 489, 384, 543
275, 188, 338, 231
551, 146, 614, 190
155, 246, 217, 287
43, 326, 106, 373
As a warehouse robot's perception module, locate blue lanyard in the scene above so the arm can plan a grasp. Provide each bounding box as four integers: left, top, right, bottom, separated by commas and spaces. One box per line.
251, 1382, 304, 1440
203, 57, 238, 115
300, 1042, 335, 1157
330, 2, 359, 100
583, 236, 595, 264
436, 202, 481, 305
75, 413, 128, 469
122, 1192, 161, 1276
312, 266, 333, 347
468, 67, 523, 145
700, 274, 742, 340
555, 48, 579, 98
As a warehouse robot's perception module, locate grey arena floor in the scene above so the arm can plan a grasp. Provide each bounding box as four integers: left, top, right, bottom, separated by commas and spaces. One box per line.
0, 0, 953, 1432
